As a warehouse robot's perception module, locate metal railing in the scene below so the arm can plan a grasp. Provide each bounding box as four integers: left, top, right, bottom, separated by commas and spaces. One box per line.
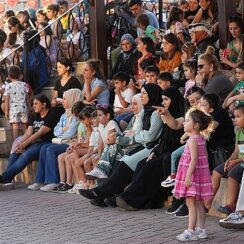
104, 0, 170, 47
0, 0, 89, 91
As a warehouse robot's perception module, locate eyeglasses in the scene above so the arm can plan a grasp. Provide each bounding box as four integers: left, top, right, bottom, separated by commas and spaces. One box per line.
197, 64, 206, 70
96, 104, 110, 110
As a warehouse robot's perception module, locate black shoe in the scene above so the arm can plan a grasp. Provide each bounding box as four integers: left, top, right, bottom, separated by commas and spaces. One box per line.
116, 196, 137, 211
52, 183, 73, 193
166, 197, 184, 214
218, 205, 235, 216
90, 198, 107, 207
51, 183, 65, 192
0, 175, 3, 183
175, 202, 189, 218
78, 188, 98, 199
104, 196, 117, 207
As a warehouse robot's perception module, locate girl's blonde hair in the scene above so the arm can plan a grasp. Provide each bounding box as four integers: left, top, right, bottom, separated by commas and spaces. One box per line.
198, 46, 219, 72
185, 107, 214, 139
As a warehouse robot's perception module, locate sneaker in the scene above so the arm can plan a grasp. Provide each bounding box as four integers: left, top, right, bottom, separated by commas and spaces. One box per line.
52, 183, 73, 193
86, 168, 108, 180
51, 183, 65, 192
166, 197, 184, 214
218, 205, 235, 216
175, 202, 189, 218
27, 183, 44, 191
68, 184, 80, 194
219, 212, 244, 229
176, 229, 198, 242
40, 184, 58, 192
161, 175, 175, 187
196, 227, 208, 239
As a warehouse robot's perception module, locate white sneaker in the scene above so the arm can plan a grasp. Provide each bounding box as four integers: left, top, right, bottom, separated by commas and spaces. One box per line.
67, 182, 87, 194
161, 175, 175, 187
196, 227, 208, 239
40, 184, 58, 192
176, 229, 198, 242
86, 168, 108, 180
28, 183, 44, 191
219, 212, 244, 229
68, 184, 80, 194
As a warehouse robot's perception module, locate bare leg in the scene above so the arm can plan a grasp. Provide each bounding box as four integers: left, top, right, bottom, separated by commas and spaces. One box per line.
65, 154, 74, 185
57, 152, 68, 183
84, 157, 95, 186
75, 157, 87, 183
66, 149, 88, 184
226, 177, 240, 207
212, 170, 222, 195
186, 197, 197, 231
12, 123, 20, 140
196, 200, 206, 229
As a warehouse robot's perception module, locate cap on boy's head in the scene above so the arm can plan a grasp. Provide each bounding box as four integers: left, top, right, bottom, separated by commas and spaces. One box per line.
234, 100, 244, 111
8, 65, 21, 80
157, 72, 174, 84
112, 71, 130, 85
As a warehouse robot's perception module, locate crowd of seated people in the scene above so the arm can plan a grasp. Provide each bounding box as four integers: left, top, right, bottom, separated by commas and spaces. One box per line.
0, 0, 244, 240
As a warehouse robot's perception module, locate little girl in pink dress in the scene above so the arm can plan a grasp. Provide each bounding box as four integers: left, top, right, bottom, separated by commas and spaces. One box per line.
174, 108, 214, 242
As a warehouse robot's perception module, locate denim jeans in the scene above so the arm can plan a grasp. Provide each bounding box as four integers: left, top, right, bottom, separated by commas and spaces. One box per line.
2, 142, 48, 183
171, 145, 185, 174
35, 143, 68, 184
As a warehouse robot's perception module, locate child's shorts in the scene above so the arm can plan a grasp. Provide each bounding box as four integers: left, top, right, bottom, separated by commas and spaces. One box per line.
214, 162, 244, 183
10, 112, 28, 124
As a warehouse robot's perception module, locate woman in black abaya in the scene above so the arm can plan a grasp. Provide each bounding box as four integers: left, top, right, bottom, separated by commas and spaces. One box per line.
116, 86, 185, 210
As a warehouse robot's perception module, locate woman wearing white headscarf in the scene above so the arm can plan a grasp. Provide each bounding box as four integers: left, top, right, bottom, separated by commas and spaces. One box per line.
28, 89, 83, 192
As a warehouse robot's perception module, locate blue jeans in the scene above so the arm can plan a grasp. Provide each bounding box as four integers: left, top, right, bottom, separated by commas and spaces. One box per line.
35, 143, 68, 184
171, 145, 185, 174
1, 142, 48, 183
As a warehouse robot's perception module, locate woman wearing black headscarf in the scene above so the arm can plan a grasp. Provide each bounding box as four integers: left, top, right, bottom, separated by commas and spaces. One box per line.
79, 83, 163, 201
116, 86, 185, 210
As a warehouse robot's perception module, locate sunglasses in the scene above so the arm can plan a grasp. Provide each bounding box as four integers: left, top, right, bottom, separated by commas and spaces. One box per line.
197, 64, 206, 70
96, 104, 110, 110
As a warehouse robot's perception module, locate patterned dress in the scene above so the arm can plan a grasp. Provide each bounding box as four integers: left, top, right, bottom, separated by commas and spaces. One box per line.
174, 135, 213, 201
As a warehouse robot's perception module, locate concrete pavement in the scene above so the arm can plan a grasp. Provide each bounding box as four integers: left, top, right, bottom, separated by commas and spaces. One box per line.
0, 187, 244, 244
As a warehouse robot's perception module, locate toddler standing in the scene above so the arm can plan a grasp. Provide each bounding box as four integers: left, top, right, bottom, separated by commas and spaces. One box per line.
174, 108, 214, 241
4, 65, 30, 139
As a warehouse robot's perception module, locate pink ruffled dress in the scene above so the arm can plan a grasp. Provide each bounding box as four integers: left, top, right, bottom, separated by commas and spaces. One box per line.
174, 135, 213, 201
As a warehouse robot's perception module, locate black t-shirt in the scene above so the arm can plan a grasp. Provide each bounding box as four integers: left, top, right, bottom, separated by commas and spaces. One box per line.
184, 6, 200, 23
54, 76, 82, 98
29, 108, 60, 142
208, 107, 235, 149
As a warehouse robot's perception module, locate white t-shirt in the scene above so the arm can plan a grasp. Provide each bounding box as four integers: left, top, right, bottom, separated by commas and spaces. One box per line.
98, 120, 121, 143
89, 126, 100, 149
5, 81, 28, 113
113, 88, 134, 112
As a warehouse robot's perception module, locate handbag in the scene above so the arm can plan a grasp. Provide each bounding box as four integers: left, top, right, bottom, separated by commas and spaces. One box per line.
51, 138, 71, 144
209, 147, 229, 171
